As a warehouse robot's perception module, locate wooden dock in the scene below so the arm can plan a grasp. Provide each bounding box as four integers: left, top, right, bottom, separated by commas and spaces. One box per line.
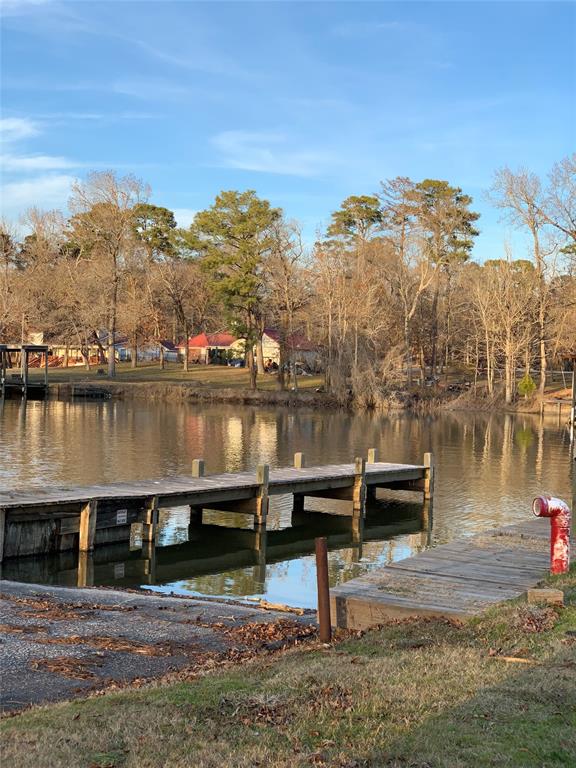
330, 518, 553, 629
0, 451, 433, 561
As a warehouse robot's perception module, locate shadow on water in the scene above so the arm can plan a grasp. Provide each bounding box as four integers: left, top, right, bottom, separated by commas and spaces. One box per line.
1, 497, 431, 609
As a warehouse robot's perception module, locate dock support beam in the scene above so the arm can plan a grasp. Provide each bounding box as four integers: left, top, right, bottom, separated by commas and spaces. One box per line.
423, 452, 434, 500
189, 458, 205, 527
79, 500, 97, 552
142, 497, 159, 542
293, 452, 305, 514
255, 464, 269, 528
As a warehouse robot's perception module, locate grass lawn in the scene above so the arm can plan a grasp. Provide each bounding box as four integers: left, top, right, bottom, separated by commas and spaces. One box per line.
27, 362, 325, 392
2, 567, 574, 768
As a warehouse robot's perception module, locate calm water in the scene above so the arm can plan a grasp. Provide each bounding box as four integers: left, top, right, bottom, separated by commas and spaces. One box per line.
0, 398, 573, 608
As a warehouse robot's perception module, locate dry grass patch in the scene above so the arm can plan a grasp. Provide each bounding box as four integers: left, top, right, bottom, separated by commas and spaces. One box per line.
2, 568, 575, 768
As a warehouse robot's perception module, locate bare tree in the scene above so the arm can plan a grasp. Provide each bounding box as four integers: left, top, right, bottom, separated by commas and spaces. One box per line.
69, 172, 150, 377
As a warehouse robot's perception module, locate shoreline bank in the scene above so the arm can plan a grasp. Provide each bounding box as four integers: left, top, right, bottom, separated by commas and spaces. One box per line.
42, 380, 573, 417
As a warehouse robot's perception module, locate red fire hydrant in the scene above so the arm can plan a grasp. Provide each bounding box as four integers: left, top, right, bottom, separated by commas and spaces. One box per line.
532, 496, 571, 575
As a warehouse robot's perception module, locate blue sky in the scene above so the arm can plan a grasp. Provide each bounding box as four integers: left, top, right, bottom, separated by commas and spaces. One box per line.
1, 0, 575, 259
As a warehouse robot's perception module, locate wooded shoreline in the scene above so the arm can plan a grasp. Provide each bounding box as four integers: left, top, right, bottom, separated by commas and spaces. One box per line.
44, 378, 574, 416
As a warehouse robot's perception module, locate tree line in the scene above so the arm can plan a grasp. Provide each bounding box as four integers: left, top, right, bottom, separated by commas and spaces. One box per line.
1, 155, 574, 402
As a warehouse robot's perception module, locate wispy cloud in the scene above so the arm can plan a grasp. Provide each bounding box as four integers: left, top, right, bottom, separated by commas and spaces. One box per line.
211, 131, 335, 177
0, 154, 78, 172
0, 174, 75, 217
112, 78, 194, 101
0, 117, 40, 142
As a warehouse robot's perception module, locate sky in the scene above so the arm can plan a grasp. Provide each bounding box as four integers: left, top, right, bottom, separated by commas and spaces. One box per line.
1, 0, 575, 259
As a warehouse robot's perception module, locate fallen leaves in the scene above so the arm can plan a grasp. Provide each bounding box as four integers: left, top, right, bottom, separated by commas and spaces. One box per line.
29, 656, 102, 680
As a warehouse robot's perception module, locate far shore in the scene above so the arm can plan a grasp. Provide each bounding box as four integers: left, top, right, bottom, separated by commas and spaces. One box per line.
17, 362, 573, 414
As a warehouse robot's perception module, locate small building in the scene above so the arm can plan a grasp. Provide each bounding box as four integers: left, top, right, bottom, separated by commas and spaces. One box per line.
137, 340, 179, 363
178, 333, 245, 364
261, 329, 320, 371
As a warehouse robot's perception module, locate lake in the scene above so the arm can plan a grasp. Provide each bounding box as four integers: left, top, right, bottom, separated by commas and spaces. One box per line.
0, 398, 572, 608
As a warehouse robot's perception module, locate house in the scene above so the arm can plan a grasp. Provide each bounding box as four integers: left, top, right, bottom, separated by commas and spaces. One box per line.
177, 332, 245, 364
137, 340, 179, 363
261, 329, 320, 371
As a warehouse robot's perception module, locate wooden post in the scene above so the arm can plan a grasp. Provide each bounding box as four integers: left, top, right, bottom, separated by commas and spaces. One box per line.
315, 537, 331, 642
79, 500, 97, 552
0, 508, 5, 564
142, 497, 158, 542
142, 540, 156, 584
423, 452, 434, 500
255, 464, 269, 527
192, 459, 205, 478
44, 349, 49, 391
21, 348, 28, 397
366, 448, 378, 502
189, 459, 205, 527
77, 551, 94, 587
353, 457, 366, 517
293, 453, 305, 513
253, 525, 267, 585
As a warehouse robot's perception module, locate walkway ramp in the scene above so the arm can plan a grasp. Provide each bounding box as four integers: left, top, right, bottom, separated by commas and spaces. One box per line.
331, 519, 552, 629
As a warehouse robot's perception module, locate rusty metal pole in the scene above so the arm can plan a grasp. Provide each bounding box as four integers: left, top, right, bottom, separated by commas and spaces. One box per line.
315, 536, 331, 643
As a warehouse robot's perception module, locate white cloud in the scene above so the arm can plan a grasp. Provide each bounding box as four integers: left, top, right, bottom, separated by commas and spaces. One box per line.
211, 131, 334, 177
0, 174, 75, 217
0, 154, 78, 171
0, 117, 40, 143
172, 208, 197, 229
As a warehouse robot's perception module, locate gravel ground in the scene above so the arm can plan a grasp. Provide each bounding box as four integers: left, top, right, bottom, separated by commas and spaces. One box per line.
0, 581, 314, 713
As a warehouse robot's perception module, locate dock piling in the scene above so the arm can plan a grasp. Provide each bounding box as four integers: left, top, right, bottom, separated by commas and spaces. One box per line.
189, 459, 205, 527
353, 457, 367, 517
293, 453, 305, 513
423, 452, 434, 500
367, 448, 378, 463
192, 459, 205, 478
142, 497, 159, 542
79, 500, 97, 552
255, 464, 269, 526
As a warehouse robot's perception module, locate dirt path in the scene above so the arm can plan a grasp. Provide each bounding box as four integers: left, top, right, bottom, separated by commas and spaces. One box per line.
0, 581, 315, 713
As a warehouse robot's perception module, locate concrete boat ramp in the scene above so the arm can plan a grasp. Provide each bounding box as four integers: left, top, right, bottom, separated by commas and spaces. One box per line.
331, 519, 553, 629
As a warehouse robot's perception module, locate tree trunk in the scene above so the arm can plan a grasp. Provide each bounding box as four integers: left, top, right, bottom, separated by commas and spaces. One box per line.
182, 319, 189, 372
131, 334, 137, 369
63, 345, 69, 369
256, 337, 265, 375
159, 345, 165, 370
429, 280, 440, 376
246, 346, 257, 390
404, 314, 412, 387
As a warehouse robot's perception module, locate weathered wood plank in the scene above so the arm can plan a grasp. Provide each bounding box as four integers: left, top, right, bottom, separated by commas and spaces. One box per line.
331, 518, 553, 629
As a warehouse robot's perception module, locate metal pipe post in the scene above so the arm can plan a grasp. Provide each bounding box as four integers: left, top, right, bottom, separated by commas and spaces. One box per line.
315, 536, 331, 643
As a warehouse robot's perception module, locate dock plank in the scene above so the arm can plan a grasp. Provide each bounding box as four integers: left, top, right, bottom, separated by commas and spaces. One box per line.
0, 461, 426, 512
330, 519, 554, 629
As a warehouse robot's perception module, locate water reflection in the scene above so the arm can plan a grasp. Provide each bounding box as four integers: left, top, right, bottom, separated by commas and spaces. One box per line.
1, 501, 429, 609
0, 399, 572, 606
